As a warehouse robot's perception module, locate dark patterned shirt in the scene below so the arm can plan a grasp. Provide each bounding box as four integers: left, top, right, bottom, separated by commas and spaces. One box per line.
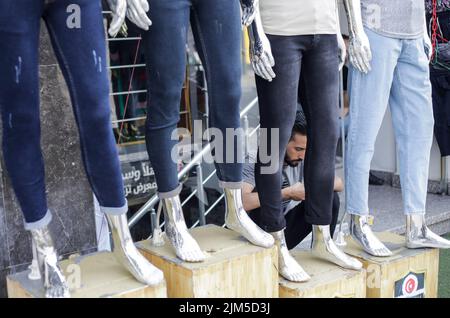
425, 0, 450, 13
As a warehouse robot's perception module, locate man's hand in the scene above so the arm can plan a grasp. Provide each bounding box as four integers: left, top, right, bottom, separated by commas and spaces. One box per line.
286, 182, 306, 201
126, 0, 152, 31
334, 176, 344, 192
106, 0, 127, 37
241, 0, 259, 27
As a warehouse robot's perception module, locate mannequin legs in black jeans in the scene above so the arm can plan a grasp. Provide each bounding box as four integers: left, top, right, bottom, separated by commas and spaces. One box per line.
250, 193, 340, 249
255, 34, 340, 232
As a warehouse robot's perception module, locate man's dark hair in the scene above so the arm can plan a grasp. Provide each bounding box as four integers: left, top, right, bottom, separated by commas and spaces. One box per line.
290, 109, 307, 139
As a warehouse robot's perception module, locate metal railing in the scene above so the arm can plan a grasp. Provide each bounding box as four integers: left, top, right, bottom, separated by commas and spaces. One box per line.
128, 97, 260, 230
102, 11, 262, 231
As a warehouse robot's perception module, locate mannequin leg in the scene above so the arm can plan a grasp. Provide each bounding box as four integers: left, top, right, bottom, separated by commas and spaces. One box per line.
0, 1, 69, 297
30, 226, 70, 298
297, 34, 360, 269
346, 28, 401, 256
271, 194, 340, 282
253, 33, 309, 277
284, 193, 341, 250
43, 0, 164, 284
299, 35, 340, 227
190, 0, 273, 248
160, 190, 205, 262
143, 0, 190, 193
44, 1, 126, 211
389, 37, 450, 249
270, 230, 310, 282
389, 38, 434, 217
254, 34, 302, 233
0, 1, 49, 229
142, 0, 205, 262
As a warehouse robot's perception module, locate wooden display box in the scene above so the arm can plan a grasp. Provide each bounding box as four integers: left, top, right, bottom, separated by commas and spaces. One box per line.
345, 232, 439, 298
279, 251, 366, 298
7, 251, 167, 298
137, 224, 278, 298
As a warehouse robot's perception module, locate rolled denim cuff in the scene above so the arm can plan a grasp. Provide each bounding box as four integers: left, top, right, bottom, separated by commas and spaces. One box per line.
24, 209, 52, 231
158, 184, 182, 199
218, 180, 243, 189
101, 199, 128, 215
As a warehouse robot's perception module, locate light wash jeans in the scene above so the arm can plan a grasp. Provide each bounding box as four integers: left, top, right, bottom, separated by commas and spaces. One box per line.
346, 27, 434, 216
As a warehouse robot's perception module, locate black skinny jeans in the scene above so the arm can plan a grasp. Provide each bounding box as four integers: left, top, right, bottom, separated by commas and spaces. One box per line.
255, 34, 340, 232
250, 193, 341, 249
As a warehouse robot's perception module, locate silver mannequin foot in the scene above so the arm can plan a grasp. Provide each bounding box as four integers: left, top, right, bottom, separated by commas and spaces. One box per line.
162, 195, 206, 262
350, 215, 392, 257
224, 188, 274, 248
30, 226, 70, 298
106, 214, 164, 286
311, 225, 362, 271
270, 230, 310, 282
406, 214, 450, 249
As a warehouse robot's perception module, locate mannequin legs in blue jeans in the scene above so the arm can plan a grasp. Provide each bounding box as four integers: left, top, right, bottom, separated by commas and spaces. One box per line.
141, 0, 274, 262
0, 0, 126, 229
0, 0, 164, 296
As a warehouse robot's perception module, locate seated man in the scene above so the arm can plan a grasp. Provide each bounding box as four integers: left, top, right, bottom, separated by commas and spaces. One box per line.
242, 110, 343, 251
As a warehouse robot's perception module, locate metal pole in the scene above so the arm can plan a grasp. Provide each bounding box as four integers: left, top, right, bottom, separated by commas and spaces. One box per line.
243, 115, 249, 157
196, 163, 206, 226
128, 98, 259, 228
336, 67, 349, 245
150, 208, 157, 233
440, 156, 449, 195
203, 71, 210, 135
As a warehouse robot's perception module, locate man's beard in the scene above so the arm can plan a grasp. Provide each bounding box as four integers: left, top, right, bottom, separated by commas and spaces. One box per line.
284, 156, 302, 167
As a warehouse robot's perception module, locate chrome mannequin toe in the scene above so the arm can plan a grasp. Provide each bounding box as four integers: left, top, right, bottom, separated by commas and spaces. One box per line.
270, 230, 310, 282
106, 214, 164, 286
161, 195, 206, 262
224, 188, 274, 248
30, 226, 70, 298
311, 225, 362, 271
350, 214, 392, 257
406, 214, 450, 249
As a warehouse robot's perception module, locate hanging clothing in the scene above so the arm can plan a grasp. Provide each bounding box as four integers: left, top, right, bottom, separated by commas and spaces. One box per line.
425, 0, 450, 13
427, 8, 450, 156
